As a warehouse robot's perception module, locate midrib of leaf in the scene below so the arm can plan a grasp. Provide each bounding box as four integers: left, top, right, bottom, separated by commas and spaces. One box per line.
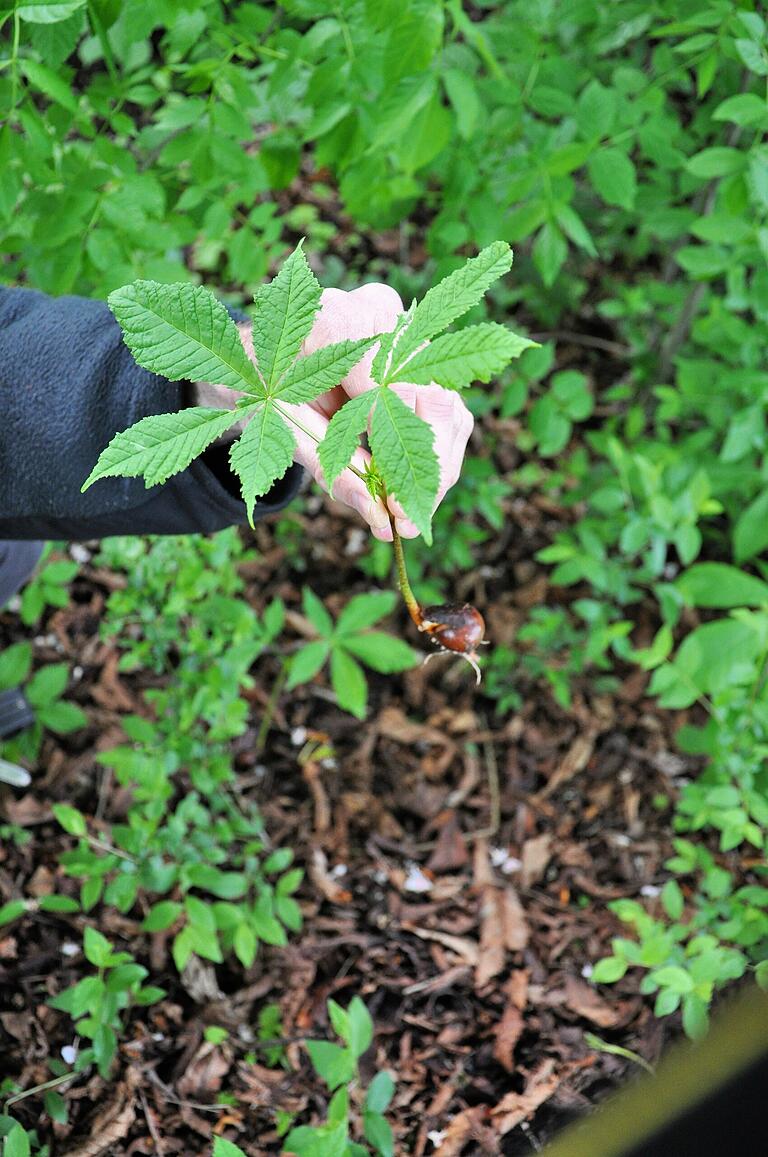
266, 269, 309, 392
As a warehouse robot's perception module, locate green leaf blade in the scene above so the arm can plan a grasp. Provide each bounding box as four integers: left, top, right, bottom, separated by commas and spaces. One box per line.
386, 242, 513, 381
330, 648, 368, 718
229, 405, 296, 526
336, 591, 396, 634
587, 148, 637, 209
317, 392, 377, 491
676, 563, 768, 608
108, 281, 262, 392
286, 641, 329, 690
275, 336, 379, 403
399, 322, 536, 389
17, 0, 85, 23
82, 408, 239, 491
252, 242, 321, 386
344, 633, 419, 673
369, 389, 439, 543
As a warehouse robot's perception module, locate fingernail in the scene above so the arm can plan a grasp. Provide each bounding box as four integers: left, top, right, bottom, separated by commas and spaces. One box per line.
356, 496, 389, 530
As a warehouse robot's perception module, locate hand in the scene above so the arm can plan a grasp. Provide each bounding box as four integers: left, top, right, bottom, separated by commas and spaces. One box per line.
267, 285, 474, 540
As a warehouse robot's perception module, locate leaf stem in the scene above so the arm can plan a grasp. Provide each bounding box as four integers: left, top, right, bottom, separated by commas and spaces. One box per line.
272, 401, 368, 483
389, 512, 422, 628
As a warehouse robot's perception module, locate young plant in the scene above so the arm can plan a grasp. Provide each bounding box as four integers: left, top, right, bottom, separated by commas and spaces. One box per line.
82, 242, 532, 661
286, 589, 418, 718
14, 546, 79, 628
48, 927, 163, 1078
0, 644, 87, 763
209, 999, 394, 1157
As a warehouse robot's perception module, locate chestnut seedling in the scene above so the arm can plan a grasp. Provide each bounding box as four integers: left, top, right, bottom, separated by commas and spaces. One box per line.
86, 240, 533, 690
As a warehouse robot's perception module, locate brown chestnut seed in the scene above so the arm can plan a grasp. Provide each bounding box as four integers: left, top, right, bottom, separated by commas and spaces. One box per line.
418, 604, 486, 685
419, 604, 486, 654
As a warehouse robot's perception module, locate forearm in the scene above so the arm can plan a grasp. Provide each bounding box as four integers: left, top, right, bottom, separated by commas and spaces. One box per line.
0, 288, 301, 541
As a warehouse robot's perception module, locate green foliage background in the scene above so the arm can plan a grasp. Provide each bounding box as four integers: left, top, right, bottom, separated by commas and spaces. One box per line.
2, 0, 768, 1135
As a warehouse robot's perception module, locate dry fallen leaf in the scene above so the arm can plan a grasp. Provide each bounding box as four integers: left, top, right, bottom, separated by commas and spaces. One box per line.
491, 1059, 562, 1135
493, 1003, 525, 1073
520, 833, 553, 888
564, 974, 625, 1029
474, 839, 530, 988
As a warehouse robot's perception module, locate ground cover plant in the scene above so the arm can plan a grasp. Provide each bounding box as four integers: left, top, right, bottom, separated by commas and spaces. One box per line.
2, 0, 768, 1153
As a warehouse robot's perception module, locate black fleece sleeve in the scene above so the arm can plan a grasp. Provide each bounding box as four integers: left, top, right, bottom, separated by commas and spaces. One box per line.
0, 286, 302, 541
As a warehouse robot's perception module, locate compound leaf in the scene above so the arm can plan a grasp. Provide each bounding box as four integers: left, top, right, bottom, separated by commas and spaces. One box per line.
275, 336, 379, 403
82, 407, 239, 491
108, 281, 262, 393
400, 322, 535, 389
229, 404, 296, 526
386, 241, 513, 381
318, 391, 378, 490
369, 388, 439, 543
252, 241, 321, 387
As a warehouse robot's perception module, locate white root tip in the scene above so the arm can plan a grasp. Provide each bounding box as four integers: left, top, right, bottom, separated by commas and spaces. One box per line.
421, 649, 482, 685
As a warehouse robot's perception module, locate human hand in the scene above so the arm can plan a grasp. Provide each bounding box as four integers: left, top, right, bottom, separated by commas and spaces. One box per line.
243, 284, 473, 541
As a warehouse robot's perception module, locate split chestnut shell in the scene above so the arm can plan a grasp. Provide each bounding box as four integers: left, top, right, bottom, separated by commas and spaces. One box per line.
419, 603, 486, 655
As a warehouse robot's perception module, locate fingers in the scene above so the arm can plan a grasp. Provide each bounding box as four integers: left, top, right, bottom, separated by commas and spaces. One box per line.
303, 284, 405, 398
279, 400, 393, 541
281, 286, 473, 542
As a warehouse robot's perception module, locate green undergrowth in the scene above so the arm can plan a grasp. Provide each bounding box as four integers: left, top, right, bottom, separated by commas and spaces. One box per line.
2, 0, 768, 1148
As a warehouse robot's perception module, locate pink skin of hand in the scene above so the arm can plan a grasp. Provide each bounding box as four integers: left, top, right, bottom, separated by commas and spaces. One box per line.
236, 283, 474, 541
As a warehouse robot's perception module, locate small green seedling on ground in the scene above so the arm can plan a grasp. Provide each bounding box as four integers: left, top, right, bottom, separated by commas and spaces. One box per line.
211, 997, 395, 1157
286, 589, 418, 717
48, 927, 163, 1078
14, 546, 79, 628
0, 643, 87, 762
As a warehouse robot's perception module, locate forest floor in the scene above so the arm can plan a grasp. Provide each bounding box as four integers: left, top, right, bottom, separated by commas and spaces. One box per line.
0, 477, 694, 1155
0, 197, 698, 1157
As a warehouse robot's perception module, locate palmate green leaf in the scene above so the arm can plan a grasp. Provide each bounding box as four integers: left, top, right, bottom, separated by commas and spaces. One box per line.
229, 404, 296, 527
369, 389, 439, 543
317, 392, 377, 490
274, 336, 378, 403
385, 241, 513, 383
252, 241, 321, 387
108, 281, 262, 393
398, 322, 536, 389
81, 407, 240, 491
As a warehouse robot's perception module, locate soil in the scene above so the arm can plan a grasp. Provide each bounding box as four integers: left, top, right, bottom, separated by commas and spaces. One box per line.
0, 480, 694, 1155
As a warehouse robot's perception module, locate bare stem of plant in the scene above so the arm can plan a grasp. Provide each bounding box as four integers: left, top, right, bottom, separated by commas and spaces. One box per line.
388, 510, 423, 628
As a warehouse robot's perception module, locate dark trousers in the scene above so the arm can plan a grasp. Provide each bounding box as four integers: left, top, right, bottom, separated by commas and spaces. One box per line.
0, 541, 44, 607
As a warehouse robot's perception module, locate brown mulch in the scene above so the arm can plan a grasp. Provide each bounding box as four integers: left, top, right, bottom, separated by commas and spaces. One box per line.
0, 486, 690, 1156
